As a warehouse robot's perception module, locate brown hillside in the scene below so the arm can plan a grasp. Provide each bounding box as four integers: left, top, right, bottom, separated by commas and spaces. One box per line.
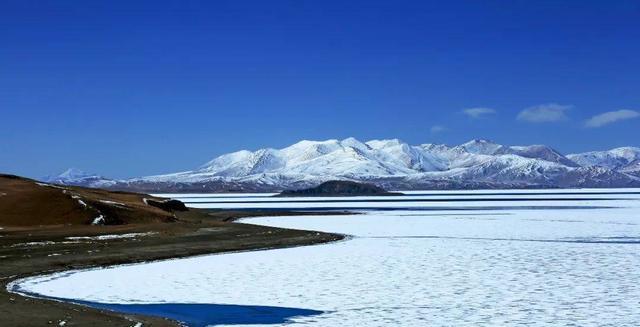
0, 174, 180, 226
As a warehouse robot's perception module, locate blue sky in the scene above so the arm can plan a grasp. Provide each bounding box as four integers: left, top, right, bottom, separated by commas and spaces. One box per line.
1, 0, 639, 178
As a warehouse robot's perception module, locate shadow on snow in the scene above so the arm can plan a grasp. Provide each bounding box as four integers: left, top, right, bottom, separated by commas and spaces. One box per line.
77, 301, 325, 326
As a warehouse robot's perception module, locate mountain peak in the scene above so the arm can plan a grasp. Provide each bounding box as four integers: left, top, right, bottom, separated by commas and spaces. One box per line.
44, 168, 94, 182
465, 138, 494, 144
459, 139, 502, 155
365, 139, 403, 149
610, 147, 640, 158
567, 146, 640, 171
339, 137, 370, 151
340, 137, 360, 143
42, 168, 113, 187
58, 168, 91, 179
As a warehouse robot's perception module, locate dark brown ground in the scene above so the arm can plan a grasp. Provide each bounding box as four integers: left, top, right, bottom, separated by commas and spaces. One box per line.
0, 175, 349, 326
0, 174, 179, 226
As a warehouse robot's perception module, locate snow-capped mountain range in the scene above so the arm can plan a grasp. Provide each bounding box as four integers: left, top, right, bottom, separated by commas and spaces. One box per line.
42, 168, 114, 187
43, 138, 640, 192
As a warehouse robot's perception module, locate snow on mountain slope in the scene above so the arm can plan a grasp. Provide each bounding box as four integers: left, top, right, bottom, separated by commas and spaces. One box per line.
146, 138, 509, 183
556, 166, 640, 188
418, 143, 492, 170
369, 140, 447, 172
496, 145, 579, 167
128, 139, 640, 190
43, 168, 115, 188
621, 160, 640, 176
46, 139, 640, 191
567, 147, 640, 171
456, 139, 503, 155
43, 168, 97, 182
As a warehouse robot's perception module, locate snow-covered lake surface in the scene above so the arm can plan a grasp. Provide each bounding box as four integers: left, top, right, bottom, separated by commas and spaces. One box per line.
11, 189, 640, 326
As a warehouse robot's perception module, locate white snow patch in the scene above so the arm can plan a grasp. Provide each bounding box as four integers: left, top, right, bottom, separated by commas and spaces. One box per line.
99, 200, 126, 206
35, 182, 65, 189
143, 197, 173, 206
11, 241, 56, 247
67, 194, 89, 208
65, 232, 157, 241
152, 193, 279, 198
91, 215, 105, 225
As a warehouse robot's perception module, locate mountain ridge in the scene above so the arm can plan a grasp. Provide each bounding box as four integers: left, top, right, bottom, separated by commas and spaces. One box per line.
43, 138, 640, 192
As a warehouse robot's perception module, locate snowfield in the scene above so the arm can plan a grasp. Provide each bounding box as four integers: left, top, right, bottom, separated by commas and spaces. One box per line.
177, 191, 638, 210
11, 189, 640, 326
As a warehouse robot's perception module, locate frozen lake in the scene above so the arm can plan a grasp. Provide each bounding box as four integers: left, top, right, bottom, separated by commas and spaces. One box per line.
11, 189, 640, 326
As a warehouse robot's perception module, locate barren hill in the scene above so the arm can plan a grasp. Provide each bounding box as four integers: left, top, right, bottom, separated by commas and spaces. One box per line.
0, 174, 182, 226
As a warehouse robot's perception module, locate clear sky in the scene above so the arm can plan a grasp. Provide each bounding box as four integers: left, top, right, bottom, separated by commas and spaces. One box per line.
2, 0, 639, 179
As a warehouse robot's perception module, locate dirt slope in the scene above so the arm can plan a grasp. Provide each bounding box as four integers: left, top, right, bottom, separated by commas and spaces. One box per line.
0, 174, 179, 226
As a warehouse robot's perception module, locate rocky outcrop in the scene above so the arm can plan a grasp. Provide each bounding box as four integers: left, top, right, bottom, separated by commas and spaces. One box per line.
278, 180, 401, 197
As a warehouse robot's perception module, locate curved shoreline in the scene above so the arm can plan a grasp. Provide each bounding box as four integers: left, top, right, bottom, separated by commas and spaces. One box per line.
0, 209, 349, 326
7, 234, 355, 327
